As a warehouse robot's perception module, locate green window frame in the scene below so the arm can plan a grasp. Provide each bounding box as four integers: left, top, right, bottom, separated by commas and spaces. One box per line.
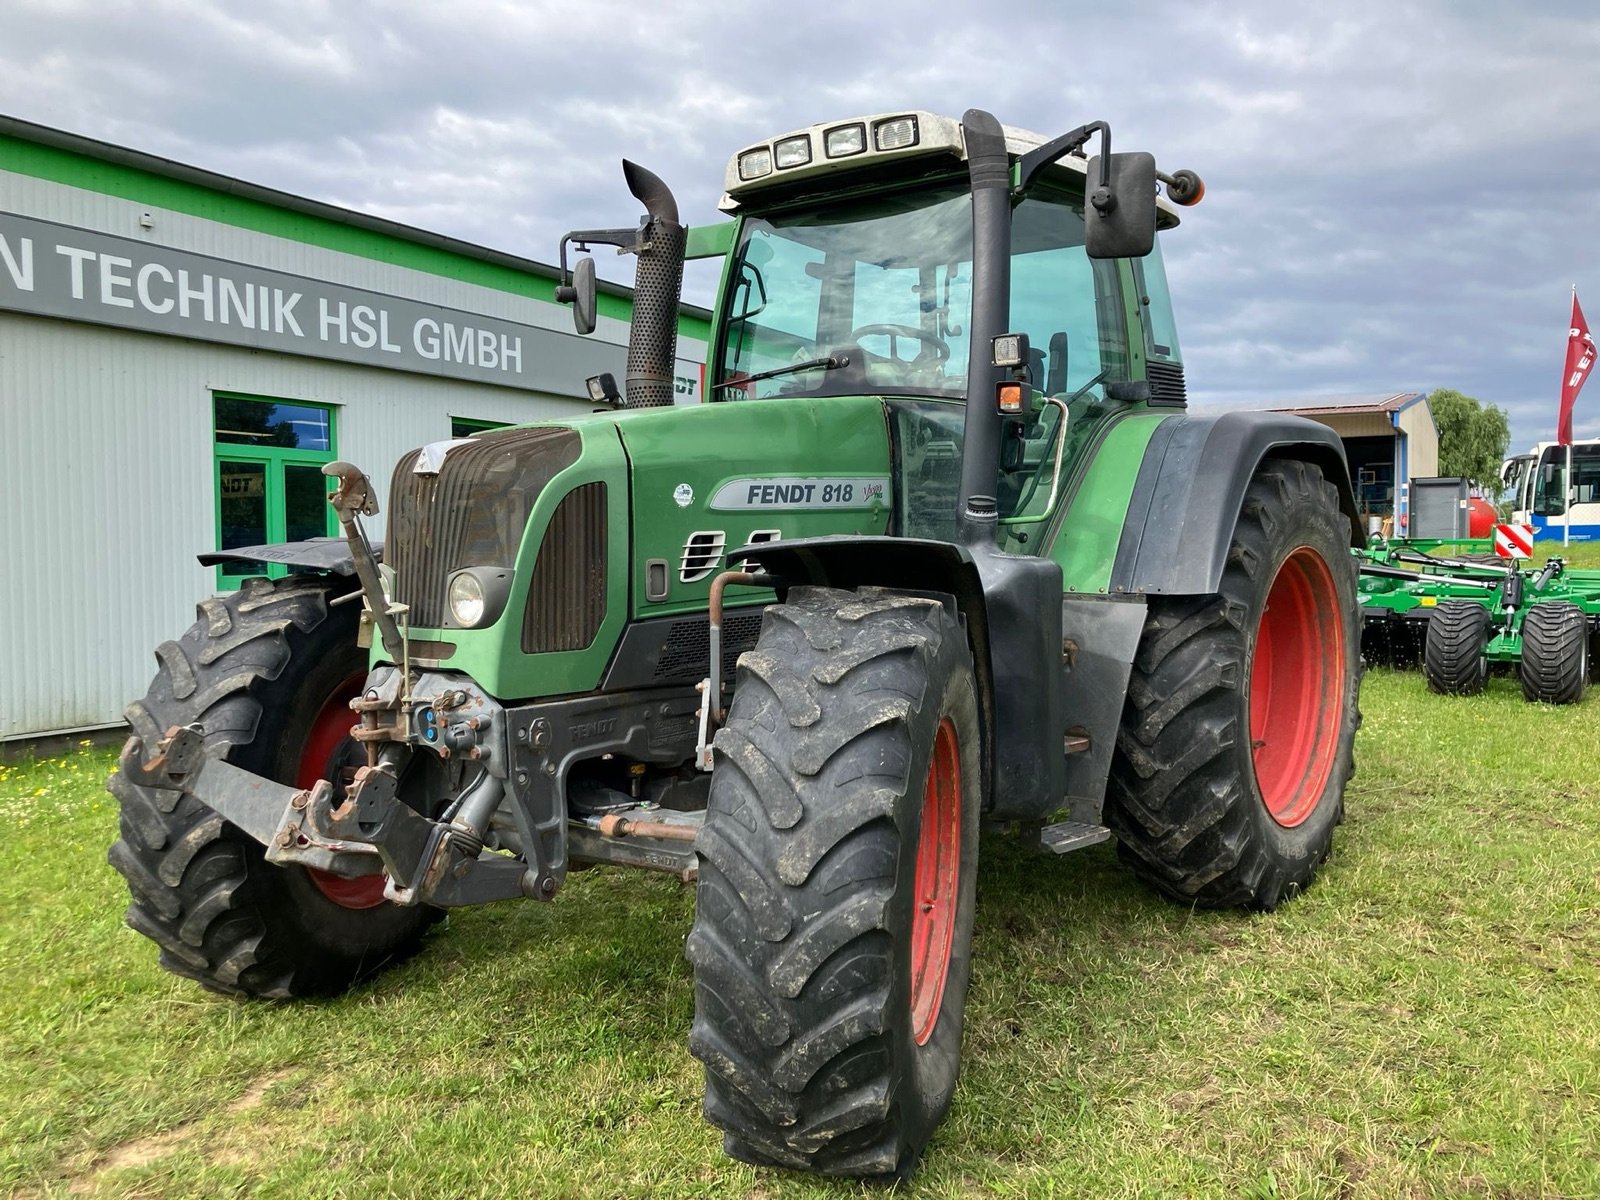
213, 392, 338, 588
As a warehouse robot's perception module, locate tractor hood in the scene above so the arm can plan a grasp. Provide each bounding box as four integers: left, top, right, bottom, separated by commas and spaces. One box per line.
376, 396, 897, 702
611, 394, 895, 618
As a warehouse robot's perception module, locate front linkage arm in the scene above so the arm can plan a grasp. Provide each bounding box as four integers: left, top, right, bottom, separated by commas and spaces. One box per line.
119, 724, 533, 908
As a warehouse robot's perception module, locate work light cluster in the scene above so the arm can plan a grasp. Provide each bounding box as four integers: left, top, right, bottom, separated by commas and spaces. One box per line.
737, 116, 921, 182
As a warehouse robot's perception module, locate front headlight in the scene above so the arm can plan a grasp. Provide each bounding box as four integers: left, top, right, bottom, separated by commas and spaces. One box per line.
446, 567, 513, 628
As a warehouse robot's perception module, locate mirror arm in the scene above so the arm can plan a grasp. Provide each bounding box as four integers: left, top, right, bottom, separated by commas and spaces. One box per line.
1016, 120, 1111, 196
554, 223, 650, 290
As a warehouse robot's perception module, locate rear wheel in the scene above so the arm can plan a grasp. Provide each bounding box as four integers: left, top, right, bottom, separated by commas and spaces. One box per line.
1423, 600, 1491, 696
1519, 601, 1588, 705
688, 587, 980, 1176
107, 575, 439, 998
1106, 459, 1361, 910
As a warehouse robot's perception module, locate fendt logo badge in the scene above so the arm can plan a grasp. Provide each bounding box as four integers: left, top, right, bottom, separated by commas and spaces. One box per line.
710, 476, 890, 511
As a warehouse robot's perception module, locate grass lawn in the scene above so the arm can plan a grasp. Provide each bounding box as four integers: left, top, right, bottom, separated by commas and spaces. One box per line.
3, 554, 1598, 1197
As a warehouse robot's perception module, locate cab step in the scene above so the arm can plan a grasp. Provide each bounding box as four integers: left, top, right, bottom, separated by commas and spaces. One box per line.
1038, 820, 1113, 855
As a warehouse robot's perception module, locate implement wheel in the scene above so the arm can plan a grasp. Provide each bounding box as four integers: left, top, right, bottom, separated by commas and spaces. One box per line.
688, 587, 980, 1176
1519, 601, 1588, 705
1423, 600, 1491, 696
107, 575, 439, 998
1106, 459, 1361, 910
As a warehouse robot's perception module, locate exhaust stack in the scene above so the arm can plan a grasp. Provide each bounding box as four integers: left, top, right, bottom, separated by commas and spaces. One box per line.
621, 161, 686, 409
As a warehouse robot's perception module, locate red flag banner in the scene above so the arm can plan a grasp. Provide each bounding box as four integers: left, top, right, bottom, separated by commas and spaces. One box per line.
1559, 292, 1596, 445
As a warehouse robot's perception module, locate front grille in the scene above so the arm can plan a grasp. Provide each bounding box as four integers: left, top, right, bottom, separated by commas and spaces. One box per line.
653, 609, 765, 682
523, 483, 608, 653
1148, 360, 1188, 407
387, 427, 580, 628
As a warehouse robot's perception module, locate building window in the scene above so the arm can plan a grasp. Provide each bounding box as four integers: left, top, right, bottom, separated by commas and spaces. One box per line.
213, 393, 337, 586
450, 416, 510, 438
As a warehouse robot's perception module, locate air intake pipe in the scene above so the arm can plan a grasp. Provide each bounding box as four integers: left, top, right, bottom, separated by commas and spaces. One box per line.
621, 160, 687, 409
956, 109, 1012, 547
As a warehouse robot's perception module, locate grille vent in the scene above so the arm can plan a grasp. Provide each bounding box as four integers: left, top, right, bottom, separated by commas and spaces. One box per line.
387, 427, 580, 628
523, 483, 608, 654
680, 530, 726, 583
1147, 361, 1188, 407
652, 609, 766, 682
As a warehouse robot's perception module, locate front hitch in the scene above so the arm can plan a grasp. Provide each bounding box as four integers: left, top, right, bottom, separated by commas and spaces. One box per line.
120, 725, 534, 907
118, 726, 379, 879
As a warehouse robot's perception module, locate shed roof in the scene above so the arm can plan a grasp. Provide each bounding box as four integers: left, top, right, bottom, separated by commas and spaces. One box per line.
1257, 392, 1426, 418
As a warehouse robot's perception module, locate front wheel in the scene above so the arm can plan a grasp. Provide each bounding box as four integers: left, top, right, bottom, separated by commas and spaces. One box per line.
107, 575, 440, 998
688, 587, 980, 1177
1106, 459, 1361, 910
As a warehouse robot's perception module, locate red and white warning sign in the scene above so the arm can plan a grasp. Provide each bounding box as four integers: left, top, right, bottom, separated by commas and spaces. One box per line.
1494, 523, 1535, 558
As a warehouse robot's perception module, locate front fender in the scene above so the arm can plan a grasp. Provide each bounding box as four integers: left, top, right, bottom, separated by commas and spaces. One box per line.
739, 535, 1068, 821
197, 536, 373, 576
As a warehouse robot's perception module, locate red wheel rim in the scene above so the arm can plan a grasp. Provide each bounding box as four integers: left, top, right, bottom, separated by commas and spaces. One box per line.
1249, 548, 1346, 827
910, 718, 962, 1047
298, 672, 388, 909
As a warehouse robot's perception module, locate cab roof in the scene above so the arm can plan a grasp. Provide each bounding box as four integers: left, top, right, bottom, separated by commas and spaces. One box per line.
720, 109, 1183, 228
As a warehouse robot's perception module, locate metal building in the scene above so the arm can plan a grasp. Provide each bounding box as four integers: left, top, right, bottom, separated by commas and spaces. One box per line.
0, 117, 709, 740
1258, 393, 1439, 534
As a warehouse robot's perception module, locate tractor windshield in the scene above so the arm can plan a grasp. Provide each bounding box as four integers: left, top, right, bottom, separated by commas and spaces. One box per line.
718, 184, 973, 399
716, 180, 1127, 407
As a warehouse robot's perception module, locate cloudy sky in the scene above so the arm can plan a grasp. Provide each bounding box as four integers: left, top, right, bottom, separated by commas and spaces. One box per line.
5, 0, 1598, 448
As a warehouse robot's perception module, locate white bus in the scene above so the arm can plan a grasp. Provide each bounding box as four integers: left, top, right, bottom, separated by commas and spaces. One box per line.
1502, 439, 1600, 541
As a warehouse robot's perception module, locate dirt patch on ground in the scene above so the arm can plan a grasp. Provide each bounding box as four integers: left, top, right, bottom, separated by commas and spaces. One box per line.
68, 1068, 297, 1194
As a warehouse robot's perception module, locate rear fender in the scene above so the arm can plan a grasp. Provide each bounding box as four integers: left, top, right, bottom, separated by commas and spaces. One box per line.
1111, 411, 1361, 596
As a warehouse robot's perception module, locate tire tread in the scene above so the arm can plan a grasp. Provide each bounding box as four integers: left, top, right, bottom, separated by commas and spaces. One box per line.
689, 587, 976, 1176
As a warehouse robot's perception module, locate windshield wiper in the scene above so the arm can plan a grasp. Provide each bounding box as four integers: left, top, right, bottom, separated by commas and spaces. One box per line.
715, 354, 850, 395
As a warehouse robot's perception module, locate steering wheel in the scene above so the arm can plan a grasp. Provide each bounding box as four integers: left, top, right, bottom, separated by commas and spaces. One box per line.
846, 323, 951, 365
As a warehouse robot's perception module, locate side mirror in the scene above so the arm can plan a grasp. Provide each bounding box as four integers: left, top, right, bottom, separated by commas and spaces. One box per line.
556, 256, 598, 335
571, 257, 598, 335
1084, 152, 1158, 260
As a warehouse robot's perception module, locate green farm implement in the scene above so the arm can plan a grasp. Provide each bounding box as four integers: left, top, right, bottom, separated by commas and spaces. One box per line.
1358, 539, 1600, 702
107, 109, 1364, 1176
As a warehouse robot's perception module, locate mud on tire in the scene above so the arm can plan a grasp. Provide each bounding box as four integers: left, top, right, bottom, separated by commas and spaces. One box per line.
687, 587, 980, 1177
1105, 459, 1361, 910
107, 575, 439, 998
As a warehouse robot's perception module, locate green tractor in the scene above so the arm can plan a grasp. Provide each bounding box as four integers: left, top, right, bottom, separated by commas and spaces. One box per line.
109, 108, 1363, 1176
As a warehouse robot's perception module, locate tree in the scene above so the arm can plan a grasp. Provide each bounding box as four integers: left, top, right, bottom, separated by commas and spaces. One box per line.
1427, 388, 1510, 493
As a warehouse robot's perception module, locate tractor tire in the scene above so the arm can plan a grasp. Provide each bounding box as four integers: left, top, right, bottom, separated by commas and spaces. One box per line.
1423, 601, 1492, 696
1105, 459, 1360, 910
1519, 601, 1589, 705
687, 587, 980, 1177
107, 575, 439, 998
